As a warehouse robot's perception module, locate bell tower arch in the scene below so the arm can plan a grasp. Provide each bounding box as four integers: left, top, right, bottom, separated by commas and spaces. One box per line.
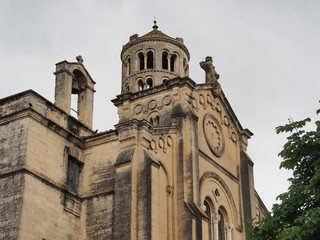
54, 56, 96, 128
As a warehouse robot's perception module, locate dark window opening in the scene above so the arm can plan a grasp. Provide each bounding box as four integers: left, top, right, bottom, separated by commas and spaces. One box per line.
138, 80, 144, 91
215, 189, 220, 197
138, 52, 144, 70
183, 58, 189, 75
127, 57, 131, 75
146, 78, 153, 88
170, 54, 177, 72
162, 52, 168, 69
67, 156, 82, 193
146, 51, 153, 69
218, 210, 225, 240
150, 116, 160, 127
204, 200, 211, 217
155, 116, 160, 126
204, 200, 212, 239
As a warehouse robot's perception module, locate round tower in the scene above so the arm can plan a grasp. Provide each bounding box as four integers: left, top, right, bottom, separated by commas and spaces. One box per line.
120, 21, 190, 93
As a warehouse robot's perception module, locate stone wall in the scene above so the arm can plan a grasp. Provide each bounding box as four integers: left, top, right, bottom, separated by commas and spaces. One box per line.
0, 173, 24, 240
84, 194, 113, 239
19, 174, 80, 240
0, 119, 28, 172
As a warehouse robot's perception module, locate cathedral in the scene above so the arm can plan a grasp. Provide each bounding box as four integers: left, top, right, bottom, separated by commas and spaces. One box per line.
0, 22, 266, 240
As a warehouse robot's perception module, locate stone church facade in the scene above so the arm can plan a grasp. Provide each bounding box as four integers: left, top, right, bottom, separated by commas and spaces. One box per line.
0, 23, 266, 240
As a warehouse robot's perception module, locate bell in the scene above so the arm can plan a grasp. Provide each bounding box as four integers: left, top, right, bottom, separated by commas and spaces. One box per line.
71, 80, 80, 94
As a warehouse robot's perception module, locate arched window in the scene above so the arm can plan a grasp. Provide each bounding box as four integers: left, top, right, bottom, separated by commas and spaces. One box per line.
218, 209, 226, 240
162, 77, 169, 84
170, 54, 177, 72
162, 51, 168, 69
138, 52, 144, 70
155, 116, 159, 126
137, 80, 144, 91
146, 51, 153, 69
183, 58, 189, 76
204, 200, 212, 239
146, 78, 153, 88
150, 116, 160, 127
127, 57, 131, 75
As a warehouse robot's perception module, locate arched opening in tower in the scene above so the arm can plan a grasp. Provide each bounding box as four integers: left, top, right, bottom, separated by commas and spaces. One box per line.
162, 52, 168, 70
170, 54, 177, 72
127, 57, 131, 75
146, 78, 153, 88
137, 80, 144, 91
146, 51, 154, 69
138, 52, 144, 70
71, 69, 86, 118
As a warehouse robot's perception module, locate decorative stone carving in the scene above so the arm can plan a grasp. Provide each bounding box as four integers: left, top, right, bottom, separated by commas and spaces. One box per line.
163, 96, 172, 106
76, 55, 83, 63
223, 116, 230, 126
200, 56, 219, 83
225, 223, 233, 232
148, 100, 157, 110
133, 95, 173, 117
203, 114, 225, 157
230, 132, 237, 142
158, 138, 164, 148
211, 213, 221, 224
150, 136, 173, 154
216, 102, 222, 112
166, 185, 174, 197
134, 104, 142, 114
200, 56, 221, 94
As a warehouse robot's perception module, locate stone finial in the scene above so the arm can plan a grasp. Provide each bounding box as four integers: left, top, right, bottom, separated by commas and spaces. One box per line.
200, 56, 220, 83
153, 20, 158, 30
76, 55, 83, 64
200, 56, 221, 94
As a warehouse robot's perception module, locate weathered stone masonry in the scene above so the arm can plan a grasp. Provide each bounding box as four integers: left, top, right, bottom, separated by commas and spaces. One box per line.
0, 23, 267, 240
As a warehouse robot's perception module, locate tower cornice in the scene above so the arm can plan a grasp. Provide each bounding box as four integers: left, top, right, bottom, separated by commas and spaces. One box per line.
121, 33, 190, 60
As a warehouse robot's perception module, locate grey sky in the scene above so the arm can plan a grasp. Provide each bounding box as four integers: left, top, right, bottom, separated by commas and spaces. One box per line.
1, 0, 319, 210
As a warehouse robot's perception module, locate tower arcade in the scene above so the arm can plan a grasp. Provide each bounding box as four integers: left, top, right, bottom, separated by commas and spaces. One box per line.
120, 21, 189, 94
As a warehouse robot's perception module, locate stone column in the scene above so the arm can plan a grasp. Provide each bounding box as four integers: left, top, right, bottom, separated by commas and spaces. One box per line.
211, 213, 220, 240
225, 223, 233, 240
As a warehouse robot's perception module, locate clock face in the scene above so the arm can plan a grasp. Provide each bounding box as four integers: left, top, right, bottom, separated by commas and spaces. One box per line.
203, 114, 225, 157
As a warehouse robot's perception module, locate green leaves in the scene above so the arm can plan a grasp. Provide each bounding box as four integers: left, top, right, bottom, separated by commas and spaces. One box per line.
249, 105, 320, 240
275, 118, 311, 134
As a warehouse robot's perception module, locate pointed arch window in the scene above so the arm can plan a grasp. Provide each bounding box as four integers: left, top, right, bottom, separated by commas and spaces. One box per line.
162, 52, 169, 69
146, 51, 154, 69
138, 52, 144, 70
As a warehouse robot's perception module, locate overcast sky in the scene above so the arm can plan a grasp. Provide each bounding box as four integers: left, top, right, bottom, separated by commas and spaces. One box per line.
1, 0, 319, 210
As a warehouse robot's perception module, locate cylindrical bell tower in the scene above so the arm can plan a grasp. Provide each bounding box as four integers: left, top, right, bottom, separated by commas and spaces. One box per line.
120, 21, 190, 94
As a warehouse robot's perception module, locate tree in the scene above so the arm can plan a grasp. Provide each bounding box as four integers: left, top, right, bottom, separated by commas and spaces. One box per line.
249, 107, 320, 240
